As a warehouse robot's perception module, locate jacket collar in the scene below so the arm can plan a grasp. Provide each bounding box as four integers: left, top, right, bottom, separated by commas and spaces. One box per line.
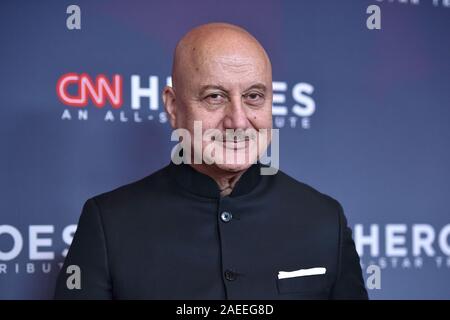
167, 161, 262, 199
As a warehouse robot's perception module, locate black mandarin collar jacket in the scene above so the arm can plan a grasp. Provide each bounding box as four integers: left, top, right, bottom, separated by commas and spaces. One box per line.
55, 162, 368, 299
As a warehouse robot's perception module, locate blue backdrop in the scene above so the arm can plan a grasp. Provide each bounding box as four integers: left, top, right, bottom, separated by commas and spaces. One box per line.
1, 0, 449, 299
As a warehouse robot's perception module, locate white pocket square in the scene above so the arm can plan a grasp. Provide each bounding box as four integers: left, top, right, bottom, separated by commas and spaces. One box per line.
277, 267, 326, 279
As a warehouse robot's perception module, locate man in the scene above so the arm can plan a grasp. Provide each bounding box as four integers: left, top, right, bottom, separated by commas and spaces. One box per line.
55, 23, 368, 299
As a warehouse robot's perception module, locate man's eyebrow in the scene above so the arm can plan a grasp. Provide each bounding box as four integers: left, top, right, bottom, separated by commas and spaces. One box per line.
244, 83, 267, 92
198, 83, 267, 95
199, 85, 228, 94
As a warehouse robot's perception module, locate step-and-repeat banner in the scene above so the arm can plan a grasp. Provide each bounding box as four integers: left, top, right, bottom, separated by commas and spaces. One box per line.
1, 0, 449, 299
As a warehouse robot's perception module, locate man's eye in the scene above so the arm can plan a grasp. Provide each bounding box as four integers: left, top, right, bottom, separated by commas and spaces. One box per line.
205, 93, 226, 104
244, 92, 264, 104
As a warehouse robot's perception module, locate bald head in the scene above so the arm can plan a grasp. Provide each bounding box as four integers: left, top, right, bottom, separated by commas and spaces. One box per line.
171, 23, 272, 91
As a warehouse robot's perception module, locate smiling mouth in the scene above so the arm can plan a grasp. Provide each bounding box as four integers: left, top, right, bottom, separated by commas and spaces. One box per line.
221, 138, 251, 150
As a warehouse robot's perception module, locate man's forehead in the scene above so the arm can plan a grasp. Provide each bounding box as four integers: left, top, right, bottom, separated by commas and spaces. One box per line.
191, 52, 269, 77
188, 59, 270, 91
197, 53, 265, 70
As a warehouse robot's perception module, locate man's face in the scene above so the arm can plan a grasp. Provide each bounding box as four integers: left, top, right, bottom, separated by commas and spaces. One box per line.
172, 47, 273, 172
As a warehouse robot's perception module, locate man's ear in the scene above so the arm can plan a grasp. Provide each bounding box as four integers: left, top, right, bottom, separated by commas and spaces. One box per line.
162, 86, 177, 128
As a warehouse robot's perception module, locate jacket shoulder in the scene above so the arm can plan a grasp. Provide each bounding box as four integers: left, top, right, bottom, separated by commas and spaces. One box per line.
272, 169, 343, 218
88, 164, 171, 211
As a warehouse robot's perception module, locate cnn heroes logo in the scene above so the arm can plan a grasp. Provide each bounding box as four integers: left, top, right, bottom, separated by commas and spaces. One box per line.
56, 73, 316, 129
0, 225, 76, 274
354, 224, 450, 269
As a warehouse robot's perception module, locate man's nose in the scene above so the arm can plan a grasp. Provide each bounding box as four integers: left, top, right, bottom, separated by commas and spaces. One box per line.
223, 95, 249, 130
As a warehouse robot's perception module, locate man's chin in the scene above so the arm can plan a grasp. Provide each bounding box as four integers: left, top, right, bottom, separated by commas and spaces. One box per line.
213, 162, 254, 173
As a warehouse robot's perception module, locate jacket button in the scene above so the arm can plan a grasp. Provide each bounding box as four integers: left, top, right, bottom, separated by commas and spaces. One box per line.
220, 211, 232, 222
224, 270, 236, 281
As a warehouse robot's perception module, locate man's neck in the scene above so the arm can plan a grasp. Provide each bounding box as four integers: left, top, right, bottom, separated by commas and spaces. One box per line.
189, 164, 247, 197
